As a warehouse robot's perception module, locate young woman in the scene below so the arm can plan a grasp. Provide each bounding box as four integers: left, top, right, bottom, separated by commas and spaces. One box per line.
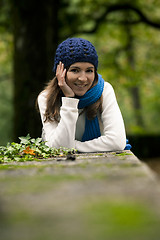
37, 37, 130, 152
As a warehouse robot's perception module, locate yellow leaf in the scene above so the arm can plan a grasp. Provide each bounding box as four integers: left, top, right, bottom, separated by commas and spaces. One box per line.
23, 146, 35, 156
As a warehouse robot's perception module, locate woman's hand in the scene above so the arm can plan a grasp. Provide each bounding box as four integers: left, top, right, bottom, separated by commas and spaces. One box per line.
56, 62, 75, 97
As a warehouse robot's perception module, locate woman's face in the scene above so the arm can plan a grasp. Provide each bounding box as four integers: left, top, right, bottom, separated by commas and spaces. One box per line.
66, 62, 95, 96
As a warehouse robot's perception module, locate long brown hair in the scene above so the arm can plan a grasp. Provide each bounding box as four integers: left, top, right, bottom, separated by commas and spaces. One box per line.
40, 72, 103, 122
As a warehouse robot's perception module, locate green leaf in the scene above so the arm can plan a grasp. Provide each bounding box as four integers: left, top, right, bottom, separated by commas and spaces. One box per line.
14, 157, 21, 162
19, 134, 31, 145
31, 137, 42, 146
0, 133, 77, 163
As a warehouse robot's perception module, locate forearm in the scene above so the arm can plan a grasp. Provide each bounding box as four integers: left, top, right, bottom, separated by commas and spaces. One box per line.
75, 129, 126, 153
38, 94, 79, 149
75, 82, 127, 153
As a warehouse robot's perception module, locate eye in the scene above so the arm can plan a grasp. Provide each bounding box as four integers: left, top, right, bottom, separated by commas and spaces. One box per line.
70, 68, 79, 73
86, 69, 94, 73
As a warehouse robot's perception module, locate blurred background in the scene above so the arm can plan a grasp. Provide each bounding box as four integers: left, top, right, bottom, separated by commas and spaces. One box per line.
0, 0, 160, 164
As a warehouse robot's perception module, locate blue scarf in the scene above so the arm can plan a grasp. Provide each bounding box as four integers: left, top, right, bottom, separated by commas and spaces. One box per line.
76, 74, 132, 150
77, 74, 104, 142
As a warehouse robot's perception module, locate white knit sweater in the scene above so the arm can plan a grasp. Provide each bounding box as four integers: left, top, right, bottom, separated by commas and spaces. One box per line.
38, 82, 126, 152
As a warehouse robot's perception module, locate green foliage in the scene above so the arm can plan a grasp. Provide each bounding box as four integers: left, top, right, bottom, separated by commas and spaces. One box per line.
0, 134, 77, 163
76, 7, 160, 135
1, 0, 160, 145
0, 0, 12, 33
0, 78, 13, 145
0, 30, 13, 145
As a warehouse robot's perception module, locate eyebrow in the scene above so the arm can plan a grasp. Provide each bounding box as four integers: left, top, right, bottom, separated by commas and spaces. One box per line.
69, 66, 94, 69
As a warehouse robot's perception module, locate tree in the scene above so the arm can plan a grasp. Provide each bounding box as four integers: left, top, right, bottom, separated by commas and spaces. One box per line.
2, 0, 160, 142
65, 0, 160, 131
12, 0, 59, 140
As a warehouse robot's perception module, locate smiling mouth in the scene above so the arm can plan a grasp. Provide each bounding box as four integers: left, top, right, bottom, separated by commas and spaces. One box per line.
74, 83, 87, 88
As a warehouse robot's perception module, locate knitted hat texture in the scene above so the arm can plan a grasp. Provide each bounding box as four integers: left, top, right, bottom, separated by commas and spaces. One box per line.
53, 38, 98, 72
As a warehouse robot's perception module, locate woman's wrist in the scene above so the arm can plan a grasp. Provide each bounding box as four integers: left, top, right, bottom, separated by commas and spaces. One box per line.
62, 97, 79, 108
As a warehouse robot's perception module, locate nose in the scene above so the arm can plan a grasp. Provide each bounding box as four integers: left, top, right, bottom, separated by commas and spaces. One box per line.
78, 71, 87, 81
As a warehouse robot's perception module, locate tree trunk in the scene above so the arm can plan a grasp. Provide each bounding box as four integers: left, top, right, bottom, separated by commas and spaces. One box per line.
125, 14, 144, 127
12, 0, 59, 140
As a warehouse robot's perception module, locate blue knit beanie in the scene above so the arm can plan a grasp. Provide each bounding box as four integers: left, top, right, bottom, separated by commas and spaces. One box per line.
53, 38, 98, 73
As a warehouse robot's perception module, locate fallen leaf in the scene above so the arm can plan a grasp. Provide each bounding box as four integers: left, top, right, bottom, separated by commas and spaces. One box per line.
23, 146, 35, 156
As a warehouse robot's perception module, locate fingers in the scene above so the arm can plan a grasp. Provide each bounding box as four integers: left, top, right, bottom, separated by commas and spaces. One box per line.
56, 62, 65, 77
56, 62, 75, 97
61, 67, 66, 78
56, 62, 67, 86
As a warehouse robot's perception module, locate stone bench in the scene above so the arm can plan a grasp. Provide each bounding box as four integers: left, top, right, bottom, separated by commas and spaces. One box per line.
0, 150, 160, 240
